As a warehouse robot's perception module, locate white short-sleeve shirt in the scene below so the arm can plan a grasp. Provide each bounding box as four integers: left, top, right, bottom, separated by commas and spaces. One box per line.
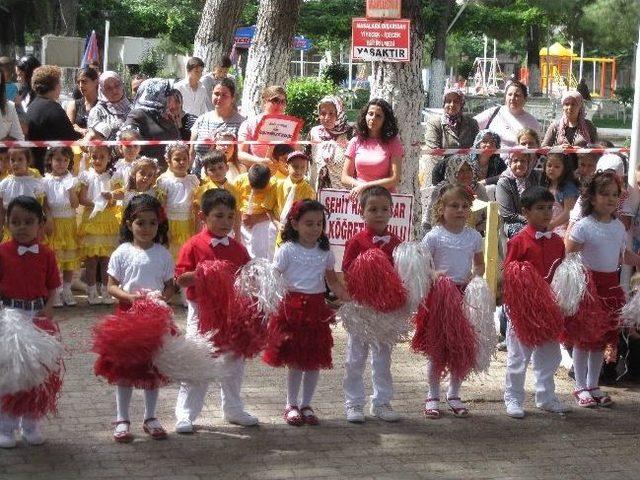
569, 215, 626, 272
42, 173, 78, 218
0, 175, 44, 208
111, 159, 136, 189
78, 168, 112, 203
107, 242, 174, 294
273, 241, 335, 294
422, 225, 483, 284
155, 171, 200, 220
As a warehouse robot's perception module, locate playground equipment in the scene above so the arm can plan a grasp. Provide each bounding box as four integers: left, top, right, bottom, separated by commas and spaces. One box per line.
539, 42, 616, 97
471, 35, 503, 95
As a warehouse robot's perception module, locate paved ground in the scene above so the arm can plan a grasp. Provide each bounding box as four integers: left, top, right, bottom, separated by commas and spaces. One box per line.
2, 303, 640, 480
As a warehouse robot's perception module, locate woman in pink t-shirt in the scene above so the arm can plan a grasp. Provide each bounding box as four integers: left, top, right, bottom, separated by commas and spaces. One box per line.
341, 98, 404, 198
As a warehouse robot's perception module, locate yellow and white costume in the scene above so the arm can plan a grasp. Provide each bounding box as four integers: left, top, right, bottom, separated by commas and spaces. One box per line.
43, 172, 80, 270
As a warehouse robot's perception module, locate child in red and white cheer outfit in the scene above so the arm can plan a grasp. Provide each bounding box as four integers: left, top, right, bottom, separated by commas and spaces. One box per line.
0, 196, 61, 448
263, 199, 349, 426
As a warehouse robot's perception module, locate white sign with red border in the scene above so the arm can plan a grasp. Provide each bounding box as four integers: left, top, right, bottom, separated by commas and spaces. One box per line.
366, 0, 402, 19
255, 114, 304, 145
319, 188, 413, 271
351, 18, 410, 62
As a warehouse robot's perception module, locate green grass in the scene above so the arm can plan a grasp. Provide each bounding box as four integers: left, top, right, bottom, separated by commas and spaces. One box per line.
592, 116, 632, 129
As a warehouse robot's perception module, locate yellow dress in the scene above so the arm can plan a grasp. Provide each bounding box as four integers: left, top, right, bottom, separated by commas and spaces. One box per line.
197, 178, 241, 206
232, 174, 277, 216
77, 169, 120, 258
156, 171, 200, 258
43, 173, 80, 270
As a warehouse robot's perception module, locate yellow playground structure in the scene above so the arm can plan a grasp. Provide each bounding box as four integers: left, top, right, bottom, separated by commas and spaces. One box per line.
539, 42, 616, 97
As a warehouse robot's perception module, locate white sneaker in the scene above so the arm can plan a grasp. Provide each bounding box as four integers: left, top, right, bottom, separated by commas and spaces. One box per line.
175, 419, 194, 434
0, 432, 16, 448
21, 426, 45, 446
87, 286, 101, 305
52, 289, 63, 308
505, 400, 525, 418
346, 405, 365, 423
100, 285, 115, 305
62, 286, 77, 306
370, 403, 400, 422
537, 398, 571, 413
223, 411, 258, 426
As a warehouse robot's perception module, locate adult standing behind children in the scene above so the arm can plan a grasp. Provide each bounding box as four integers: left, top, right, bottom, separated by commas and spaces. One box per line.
0, 71, 24, 141
87, 71, 131, 141
201, 56, 234, 101
66, 67, 99, 137
341, 99, 404, 199
542, 90, 597, 148
175, 57, 212, 117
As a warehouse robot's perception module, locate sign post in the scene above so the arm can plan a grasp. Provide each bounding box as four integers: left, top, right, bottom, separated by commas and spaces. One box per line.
366, 0, 402, 19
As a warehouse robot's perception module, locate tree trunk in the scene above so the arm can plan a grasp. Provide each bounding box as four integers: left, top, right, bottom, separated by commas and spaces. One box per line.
369, 0, 426, 232
427, 0, 452, 108
194, 0, 247, 70
241, 0, 302, 116
526, 24, 542, 95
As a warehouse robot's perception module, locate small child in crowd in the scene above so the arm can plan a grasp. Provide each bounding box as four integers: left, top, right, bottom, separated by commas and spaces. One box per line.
0, 196, 62, 448
119, 157, 159, 208
541, 153, 579, 237
112, 129, 142, 191
103, 194, 174, 443
174, 189, 258, 433
503, 186, 570, 418
342, 186, 402, 423
268, 144, 294, 181
42, 147, 79, 307
263, 199, 349, 426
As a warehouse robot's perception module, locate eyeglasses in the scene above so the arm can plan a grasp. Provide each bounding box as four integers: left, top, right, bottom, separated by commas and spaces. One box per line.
268, 97, 286, 104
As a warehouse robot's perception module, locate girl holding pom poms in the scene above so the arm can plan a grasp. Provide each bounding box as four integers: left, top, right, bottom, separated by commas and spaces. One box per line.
94, 194, 174, 443
0, 196, 62, 448
565, 171, 640, 408
413, 184, 484, 420
263, 200, 349, 426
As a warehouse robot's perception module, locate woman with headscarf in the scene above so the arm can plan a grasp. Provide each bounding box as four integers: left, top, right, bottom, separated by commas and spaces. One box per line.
495, 150, 541, 238
423, 154, 488, 233
542, 90, 598, 147
425, 88, 479, 186
468, 130, 507, 185
87, 71, 131, 141
121, 78, 181, 169
308, 95, 353, 190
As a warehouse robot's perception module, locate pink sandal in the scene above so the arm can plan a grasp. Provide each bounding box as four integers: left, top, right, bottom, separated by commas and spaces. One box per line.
587, 388, 613, 407
300, 406, 319, 426
423, 398, 441, 419
113, 420, 133, 443
447, 397, 469, 418
573, 389, 597, 408
283, 405, 304, 426
143, 418, 167, 440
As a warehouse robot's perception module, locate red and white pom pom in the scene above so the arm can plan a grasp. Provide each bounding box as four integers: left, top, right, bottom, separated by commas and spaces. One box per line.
346, 249, 407, 313
463, 277, 497, 375
551, 253, 587, 316
0, 309, 64, 397
2, 371, 62, 418
337, 302, 411, 345
153, 332, 231, 384
411, 276, 478, 381
393, 241, 436, 312
234, 258, 287, 317
503, 261, 563, 347
195, 260, 236, 335
218, 293, 268, 358
620, 289, 640, 330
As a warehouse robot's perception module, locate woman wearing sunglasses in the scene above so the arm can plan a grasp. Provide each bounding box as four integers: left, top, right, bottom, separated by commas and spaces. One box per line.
238, 85, 287, 168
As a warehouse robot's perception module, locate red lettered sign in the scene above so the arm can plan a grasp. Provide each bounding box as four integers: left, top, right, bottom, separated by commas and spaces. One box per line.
351, 18, 410, 63
366, 0, 402, 19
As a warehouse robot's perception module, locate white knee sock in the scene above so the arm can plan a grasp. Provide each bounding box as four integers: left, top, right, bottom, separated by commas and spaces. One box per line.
301, 370, 320, 408
144, 389, 159, 420
447, 376, 463, 399
287, 369, 303, 406
573, 348, 589, 390
426, 362, 441, 399
587, 350, 605, 389
116, 386, 133, 421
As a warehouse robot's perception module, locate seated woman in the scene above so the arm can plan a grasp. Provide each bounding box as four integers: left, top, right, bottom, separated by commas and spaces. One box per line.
542, 90, 597, 147
469, 130, 506, 186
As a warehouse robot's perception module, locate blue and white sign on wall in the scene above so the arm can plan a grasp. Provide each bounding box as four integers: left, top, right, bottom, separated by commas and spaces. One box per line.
234, 26, 313, 51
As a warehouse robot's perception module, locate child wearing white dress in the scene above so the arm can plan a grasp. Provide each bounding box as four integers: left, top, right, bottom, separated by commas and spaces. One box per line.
111, 129, 142, 192
42, 147, 80, 307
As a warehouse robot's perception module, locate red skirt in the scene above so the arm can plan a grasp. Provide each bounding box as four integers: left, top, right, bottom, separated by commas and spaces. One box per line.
93, 303, 173, 390
263, 292, 334, 370
563, 270, 623, 350
1, 316, 63, 419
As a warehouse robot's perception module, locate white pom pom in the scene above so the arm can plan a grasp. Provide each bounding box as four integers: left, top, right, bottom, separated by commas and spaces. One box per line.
153, 333, 232, 385
620, 290, 640, 330
550, 253, 587, 316
393, 241, 436, 312
337, 302, 411, 345
234, 258, 286, 316
0, 309, 64, 396
463, 277, 497, 374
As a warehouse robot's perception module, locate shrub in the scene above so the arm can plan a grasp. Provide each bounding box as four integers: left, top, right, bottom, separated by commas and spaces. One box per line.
286, 77, 336, 134
321, 62, 349, 87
